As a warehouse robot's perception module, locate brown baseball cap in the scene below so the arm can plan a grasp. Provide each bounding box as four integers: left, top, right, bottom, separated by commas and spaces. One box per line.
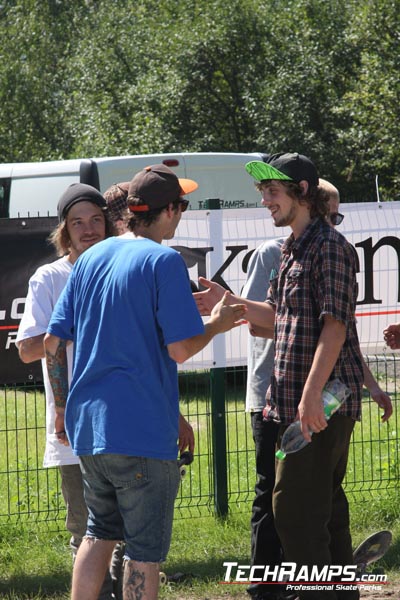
128, 164, 198, 212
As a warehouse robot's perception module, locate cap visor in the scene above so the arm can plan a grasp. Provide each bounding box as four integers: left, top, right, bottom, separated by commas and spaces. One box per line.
178, 178, 198, 195
245, 161, 293, 182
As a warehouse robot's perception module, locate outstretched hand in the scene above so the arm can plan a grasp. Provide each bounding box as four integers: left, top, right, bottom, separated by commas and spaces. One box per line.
210, 290, 247, 333
383, 323, 400, 350
193, 277, 226, 316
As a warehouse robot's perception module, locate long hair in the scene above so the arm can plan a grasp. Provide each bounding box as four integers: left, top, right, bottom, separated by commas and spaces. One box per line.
256, 180, 329, 220
48, 210, 115, 256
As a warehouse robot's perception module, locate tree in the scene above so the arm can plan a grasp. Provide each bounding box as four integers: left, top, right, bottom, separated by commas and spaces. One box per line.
334, 0, 400, 201
0, 0, 398, 202
0, 1, 87, 161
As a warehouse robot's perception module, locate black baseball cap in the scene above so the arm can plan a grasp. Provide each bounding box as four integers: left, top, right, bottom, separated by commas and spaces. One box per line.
57, 183, 107, 222
245, 152, 319, 187
127, 164, 198, 212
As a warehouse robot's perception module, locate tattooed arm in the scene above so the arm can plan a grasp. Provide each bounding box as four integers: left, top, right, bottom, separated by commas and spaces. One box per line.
44, 333, 70, 446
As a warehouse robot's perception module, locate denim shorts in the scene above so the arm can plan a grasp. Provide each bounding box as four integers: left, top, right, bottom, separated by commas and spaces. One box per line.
79, 454, 181, 563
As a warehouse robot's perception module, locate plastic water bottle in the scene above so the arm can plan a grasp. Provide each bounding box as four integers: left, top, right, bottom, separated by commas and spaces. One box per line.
275, 378, 351, 460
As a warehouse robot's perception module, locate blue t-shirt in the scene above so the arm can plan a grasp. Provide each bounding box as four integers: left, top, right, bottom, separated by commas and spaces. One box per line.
47, 237, 204, 460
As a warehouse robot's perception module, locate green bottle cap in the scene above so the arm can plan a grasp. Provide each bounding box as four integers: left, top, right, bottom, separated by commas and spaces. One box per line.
275, 449, 286, 460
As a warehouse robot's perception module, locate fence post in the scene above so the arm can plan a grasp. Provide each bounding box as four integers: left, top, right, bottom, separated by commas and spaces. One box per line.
203, 198, 229, 518
210, 366, 228, 517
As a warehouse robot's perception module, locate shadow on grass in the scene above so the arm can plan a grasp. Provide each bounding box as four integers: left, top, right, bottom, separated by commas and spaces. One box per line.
0, 570, 70, 597
380, 535, 400, 571
0, 559, 245, 599
162, 552, 250, 584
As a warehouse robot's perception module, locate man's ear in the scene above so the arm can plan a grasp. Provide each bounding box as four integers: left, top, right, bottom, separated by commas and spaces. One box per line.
164, 203, 174, 216
299, 180, 309, 196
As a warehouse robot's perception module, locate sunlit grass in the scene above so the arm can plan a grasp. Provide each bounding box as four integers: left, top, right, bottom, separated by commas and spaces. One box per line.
0, 371, 399, 598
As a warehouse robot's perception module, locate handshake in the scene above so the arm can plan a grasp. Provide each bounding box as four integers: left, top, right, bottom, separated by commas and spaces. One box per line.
205, 286, 247, 333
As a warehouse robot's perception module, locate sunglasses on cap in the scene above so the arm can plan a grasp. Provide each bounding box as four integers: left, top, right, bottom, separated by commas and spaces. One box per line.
330, 212, 344, 226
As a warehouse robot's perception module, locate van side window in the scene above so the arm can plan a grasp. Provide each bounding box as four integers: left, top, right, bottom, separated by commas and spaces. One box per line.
0, 179, 10, 218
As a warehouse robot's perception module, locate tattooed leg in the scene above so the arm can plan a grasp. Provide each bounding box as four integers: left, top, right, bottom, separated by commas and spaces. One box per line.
123, 560, 159, 600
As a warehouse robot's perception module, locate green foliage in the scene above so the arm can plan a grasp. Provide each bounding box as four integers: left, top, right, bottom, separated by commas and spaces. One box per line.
334, 0, 400, 201
0, 0, 399, 198
0, 1, 84, 161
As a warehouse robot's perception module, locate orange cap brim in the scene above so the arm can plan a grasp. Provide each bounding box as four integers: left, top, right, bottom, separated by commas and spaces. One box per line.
178, 178, 198, 196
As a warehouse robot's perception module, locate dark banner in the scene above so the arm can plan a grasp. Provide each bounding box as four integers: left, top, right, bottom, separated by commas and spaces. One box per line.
0, 217, 58, 384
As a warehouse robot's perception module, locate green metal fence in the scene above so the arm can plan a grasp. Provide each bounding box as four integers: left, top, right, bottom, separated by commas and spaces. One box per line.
0, 357, 399, 528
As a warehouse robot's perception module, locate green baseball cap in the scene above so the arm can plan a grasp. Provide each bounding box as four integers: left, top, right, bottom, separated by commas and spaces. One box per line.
246, 152, 319, 186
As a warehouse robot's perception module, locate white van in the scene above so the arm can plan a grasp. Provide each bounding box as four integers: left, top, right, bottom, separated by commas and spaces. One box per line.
0, 152, 267, 218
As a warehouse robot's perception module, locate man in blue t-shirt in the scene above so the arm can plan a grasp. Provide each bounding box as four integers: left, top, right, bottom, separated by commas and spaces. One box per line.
45, 164, 246, 600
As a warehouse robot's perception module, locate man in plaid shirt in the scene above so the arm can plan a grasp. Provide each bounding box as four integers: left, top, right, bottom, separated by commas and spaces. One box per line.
195, 153, 364, 599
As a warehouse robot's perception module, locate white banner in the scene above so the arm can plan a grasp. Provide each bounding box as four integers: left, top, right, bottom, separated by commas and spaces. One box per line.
168, 202, 400, 369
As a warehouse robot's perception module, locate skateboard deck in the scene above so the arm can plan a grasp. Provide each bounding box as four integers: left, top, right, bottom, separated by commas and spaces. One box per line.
353, 530, 392, 569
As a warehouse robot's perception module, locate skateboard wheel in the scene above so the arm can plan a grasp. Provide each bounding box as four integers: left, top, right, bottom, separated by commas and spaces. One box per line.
159, 572, 167, 585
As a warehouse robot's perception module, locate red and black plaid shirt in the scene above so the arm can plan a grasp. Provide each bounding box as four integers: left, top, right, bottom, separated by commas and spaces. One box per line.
265, 218, 363, 424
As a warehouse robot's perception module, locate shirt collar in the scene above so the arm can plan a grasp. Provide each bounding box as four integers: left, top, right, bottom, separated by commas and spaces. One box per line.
282, 218, 324, 259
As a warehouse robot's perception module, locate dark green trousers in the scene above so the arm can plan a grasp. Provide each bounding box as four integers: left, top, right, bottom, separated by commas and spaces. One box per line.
273, 415, 359, 600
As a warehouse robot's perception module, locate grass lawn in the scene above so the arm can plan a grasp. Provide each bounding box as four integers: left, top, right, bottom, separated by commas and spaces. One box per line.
0, 504, 399, 599
0, 375, 399, 598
